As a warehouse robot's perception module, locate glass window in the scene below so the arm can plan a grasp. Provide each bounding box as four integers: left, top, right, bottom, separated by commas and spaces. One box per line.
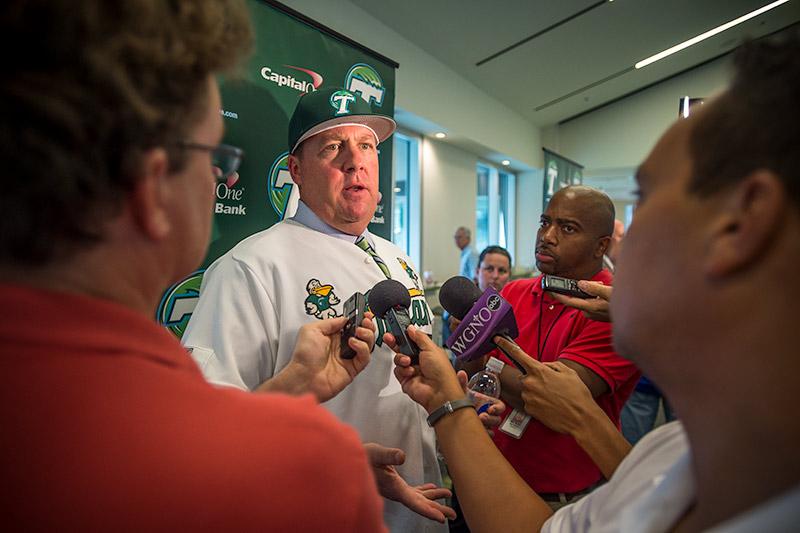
498, 170, 515, 256
475, 163, 516, 262
476, 164, 491, 252
392, 132, 421, 267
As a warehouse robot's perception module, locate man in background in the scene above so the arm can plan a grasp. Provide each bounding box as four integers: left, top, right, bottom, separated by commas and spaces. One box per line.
454, 226, 479, 280
0, 1, 386, 530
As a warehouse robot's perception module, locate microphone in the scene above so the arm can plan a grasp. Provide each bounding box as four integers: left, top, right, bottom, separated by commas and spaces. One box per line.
370, 279, 420, 364
439, 276, 524, 372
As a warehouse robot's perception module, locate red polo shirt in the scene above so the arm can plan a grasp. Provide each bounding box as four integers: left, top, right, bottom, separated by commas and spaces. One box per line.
492, 271, 640, 493
0, 284, 385, 532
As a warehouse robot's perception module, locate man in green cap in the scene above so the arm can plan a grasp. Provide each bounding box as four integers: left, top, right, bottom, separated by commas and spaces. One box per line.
184, 88, 451, 532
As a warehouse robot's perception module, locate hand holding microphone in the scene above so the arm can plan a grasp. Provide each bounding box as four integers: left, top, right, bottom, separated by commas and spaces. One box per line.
370, 279, 421, 364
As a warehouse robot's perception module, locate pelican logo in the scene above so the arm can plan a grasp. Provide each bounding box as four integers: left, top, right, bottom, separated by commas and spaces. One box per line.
157, 270, 204, 338
345, 63, 385, 107
330, 90, 356, 115
304, 278, 341, 319
267, 151, 299, 220
488, 294, 501, 311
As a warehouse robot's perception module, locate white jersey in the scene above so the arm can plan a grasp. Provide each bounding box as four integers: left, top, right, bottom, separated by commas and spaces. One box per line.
183, 219, 444, 533
543, 421, 800, 532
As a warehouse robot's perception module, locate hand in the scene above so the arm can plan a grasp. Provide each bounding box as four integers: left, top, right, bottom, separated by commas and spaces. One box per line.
456, 370, 505, 436
388, 327, 464, 413
363, 443, 456, 524
447, 315, 461, 331
550, 281, 612, 322
494, 337, 597, 436
283, 313, 375, 402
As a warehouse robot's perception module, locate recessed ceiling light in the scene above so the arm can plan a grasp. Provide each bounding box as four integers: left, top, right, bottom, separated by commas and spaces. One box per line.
501, 160, 511, 166
634, 0, 789, 69
434, 132, 447, 139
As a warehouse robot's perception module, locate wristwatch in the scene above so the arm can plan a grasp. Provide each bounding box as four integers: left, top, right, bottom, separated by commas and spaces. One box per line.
426, 397, 475, 427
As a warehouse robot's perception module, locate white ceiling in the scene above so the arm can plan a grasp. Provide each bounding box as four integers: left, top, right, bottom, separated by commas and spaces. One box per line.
349, 0, 800, 127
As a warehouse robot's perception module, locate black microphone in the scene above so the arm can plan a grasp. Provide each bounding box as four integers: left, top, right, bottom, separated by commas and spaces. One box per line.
439, 276, 526, 373
370, 279, 420, 364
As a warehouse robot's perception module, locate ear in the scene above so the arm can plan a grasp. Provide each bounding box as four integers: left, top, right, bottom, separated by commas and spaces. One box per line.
594, 235, 611, 259
129, 147, 171, 240
704, 170, 786, 278
288, 154, 304, 189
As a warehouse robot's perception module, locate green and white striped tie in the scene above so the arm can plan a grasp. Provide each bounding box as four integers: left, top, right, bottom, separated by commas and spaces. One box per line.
355, 236, 392, 279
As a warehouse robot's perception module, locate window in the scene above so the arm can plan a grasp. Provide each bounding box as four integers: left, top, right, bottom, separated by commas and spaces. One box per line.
392, 131, 421, 266
476, 164, 490, 251
476, 163, 516, 261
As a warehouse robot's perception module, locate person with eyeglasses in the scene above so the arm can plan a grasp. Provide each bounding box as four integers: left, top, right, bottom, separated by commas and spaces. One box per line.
0, 1, 388, 530
182, 87, 453, 532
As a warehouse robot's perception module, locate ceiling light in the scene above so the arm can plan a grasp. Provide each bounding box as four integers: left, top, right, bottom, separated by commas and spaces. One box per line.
501, 160, 511, 166
434, 132, 446, 139
634, 0, 789, 70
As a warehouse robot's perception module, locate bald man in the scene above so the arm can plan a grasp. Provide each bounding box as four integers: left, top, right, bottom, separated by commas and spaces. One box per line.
481, 186, 639, 508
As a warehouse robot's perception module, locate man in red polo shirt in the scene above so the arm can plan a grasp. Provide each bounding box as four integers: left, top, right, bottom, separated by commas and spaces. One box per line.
488, 186, 639, 507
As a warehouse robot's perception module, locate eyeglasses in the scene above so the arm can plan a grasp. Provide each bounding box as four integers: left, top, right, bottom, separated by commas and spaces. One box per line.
176, 141, 244, 181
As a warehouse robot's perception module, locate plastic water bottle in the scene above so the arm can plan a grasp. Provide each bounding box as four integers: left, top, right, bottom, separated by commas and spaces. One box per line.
467, 356, 503, 415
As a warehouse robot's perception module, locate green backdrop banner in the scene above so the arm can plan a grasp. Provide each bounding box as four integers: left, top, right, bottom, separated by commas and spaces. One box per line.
157, 0, 396, 337
542, 148, 583, 210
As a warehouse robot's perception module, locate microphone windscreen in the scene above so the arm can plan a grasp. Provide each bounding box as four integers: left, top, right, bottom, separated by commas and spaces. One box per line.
370, 279, 412, 318
439, 276, 482, 320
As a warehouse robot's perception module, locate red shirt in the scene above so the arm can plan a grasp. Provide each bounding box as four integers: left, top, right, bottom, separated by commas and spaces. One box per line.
492, 272, 640, 493
0, 285, 385, 532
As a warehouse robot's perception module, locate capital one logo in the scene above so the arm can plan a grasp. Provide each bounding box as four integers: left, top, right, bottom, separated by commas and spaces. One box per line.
261, 64, 323, 93
268, 151, 299, 220
329, 90, 356, 115
157, 270, 204, 338
345, 63, 385, 107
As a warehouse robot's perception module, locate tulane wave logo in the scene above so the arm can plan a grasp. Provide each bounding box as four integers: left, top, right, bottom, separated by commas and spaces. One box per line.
345, 63, 385, 107
268, 151, 299, 220
157, 270, 204, 338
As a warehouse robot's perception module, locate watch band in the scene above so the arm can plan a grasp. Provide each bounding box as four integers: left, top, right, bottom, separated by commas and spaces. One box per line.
427, 397, 475, 427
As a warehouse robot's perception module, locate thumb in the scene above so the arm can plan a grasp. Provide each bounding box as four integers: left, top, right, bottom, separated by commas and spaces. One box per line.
312, 316, 348, 335
456, 370, 469, 393
493, 336, 546, 375
576, 280, 612, 301
363, 442, 406, 467
406, 325, 436, 349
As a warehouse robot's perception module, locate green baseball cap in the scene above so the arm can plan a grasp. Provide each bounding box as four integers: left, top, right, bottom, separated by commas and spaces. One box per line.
288, 87, 396, 153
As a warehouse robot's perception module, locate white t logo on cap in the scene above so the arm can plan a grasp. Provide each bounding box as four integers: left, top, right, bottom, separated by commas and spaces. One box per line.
330, 91, 356, 116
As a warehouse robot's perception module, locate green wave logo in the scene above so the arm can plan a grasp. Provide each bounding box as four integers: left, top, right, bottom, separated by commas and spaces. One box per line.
268, 151, 297, 220
157, 270, 204, 338
345, 63, 385, 107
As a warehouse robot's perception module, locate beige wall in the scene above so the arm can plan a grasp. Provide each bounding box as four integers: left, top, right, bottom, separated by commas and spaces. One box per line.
553, 56, 732, 170
514, 170, 543, 272
419, 138, 477, 282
